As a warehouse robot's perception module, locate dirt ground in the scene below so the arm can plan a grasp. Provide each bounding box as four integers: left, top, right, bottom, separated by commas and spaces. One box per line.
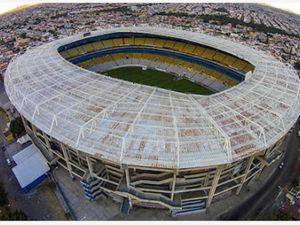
0, 109, 67, 220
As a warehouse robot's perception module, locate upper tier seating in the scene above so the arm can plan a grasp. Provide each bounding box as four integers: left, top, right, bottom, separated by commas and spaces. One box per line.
60, 36, 252, 73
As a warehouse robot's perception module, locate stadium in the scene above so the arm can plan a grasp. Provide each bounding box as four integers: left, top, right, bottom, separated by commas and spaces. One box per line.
4, 26, 300, 216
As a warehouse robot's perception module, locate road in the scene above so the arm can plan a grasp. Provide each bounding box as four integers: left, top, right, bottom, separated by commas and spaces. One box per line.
221, 118, 300, 220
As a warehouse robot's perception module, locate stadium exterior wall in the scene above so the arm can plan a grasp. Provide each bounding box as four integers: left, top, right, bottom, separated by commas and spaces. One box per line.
20, 115, 287, 214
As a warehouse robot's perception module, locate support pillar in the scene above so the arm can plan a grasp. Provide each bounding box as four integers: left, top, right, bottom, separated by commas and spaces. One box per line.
207, 166, 223, 207
61, 144, 73, 178
254, 162, 265, 180
171, 170, 177, 201
76, 149, 82, 167
32, 124, 37, 136
236, 155, 255, 195
86, 156, 94, 176
43, 132, 54, 158
125, 168, 130, 189
204, 171, 210, 186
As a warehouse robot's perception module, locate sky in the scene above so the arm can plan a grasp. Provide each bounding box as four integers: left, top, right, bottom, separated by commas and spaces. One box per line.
0, 0, 299, 15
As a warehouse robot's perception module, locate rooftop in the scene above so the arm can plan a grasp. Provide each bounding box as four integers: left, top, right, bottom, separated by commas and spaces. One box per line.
4, 26, 300, 169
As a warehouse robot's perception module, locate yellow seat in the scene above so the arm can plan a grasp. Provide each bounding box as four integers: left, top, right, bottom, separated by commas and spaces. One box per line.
95, 57, 106, 64
164, 40, 176, 49
101, 39, 114, 48
134, 38, 145, 46
75, 47, 82, 55
112, 53, 124, 61
132, 53, 142, 60
143, 38, 156, 46
153, 39, 166, 48
182, 44, 196, 55
60, 51, 71, 59
193, 47, 206, 57
139, 54, 147, 60
82, 43, 94, 53
242, 64, 254, 73
232, 60, 247, 71
112, 38, 124, 47
173, 42, 186, 52
123, 38, 134, 45
66, 48, 79, 58
213, 52, 226, 63
92, 41, 104, 50
78, 60, 90, 68
202, 49, 216, 60
223, 55, 237, 67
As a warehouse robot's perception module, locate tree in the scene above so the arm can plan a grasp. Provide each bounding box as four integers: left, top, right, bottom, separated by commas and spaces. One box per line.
0, 207, 28, 220
0, 178, 28, 220
294, 61, 300, 70
9, 117, 25, 138
0, 181, 8, 207
20, 32, 27, 39
271, 210, 294, 220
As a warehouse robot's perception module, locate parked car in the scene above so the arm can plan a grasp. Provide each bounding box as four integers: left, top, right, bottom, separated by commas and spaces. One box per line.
6, 158, 11, 166
1, 145, 5, 151
279, 162, 284, 169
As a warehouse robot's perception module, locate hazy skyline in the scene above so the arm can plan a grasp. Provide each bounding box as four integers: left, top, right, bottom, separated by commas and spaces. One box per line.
0, 1, 300, 15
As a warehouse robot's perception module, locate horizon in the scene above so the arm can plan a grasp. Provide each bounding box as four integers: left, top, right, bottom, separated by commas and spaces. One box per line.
0, 2, 300, 16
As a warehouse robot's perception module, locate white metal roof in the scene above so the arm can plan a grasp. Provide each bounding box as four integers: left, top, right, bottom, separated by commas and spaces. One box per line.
12, 144, 50, 188
4, 26, 300, 169
17, 134, 31, 145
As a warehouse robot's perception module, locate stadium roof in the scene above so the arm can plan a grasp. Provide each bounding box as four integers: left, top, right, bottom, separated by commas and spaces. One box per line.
4, 26, 300, 169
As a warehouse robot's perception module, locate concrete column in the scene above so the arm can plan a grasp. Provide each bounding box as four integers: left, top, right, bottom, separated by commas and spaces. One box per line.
61, 143, 73, 178
32, 124, 37, 136
236, 155, 255, 195
171, 171, 177, 201
125, 168, 130, 189
204, 171, 210, 186
75, 149, 82, 167
86, 156, 94, 176
254, 162, 265, 180
43, 132, 53, 158
207, 166, 223, 207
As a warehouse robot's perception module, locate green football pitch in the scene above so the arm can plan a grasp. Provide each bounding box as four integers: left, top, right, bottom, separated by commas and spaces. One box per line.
103, 66, 214, 95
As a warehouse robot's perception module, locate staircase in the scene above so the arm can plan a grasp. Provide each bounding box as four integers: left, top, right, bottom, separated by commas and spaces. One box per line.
80, 168, 107, 200
121, 198, 130, 215
172, 198, 206, 217
117, 185, 181, 210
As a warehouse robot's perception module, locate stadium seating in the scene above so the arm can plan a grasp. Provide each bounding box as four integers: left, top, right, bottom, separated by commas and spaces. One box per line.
92, 41, 104, 50
101, 39, 115, 48
182, 44, 196, 55
76, 51, 239, 88
164, 40, 176, 49
59, 34, 254, 88
134, 38, 145, 46
153, 39, 166, 48
112, 38, 124, 47
60, 36, 253, 73
124, 38, 135, 45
